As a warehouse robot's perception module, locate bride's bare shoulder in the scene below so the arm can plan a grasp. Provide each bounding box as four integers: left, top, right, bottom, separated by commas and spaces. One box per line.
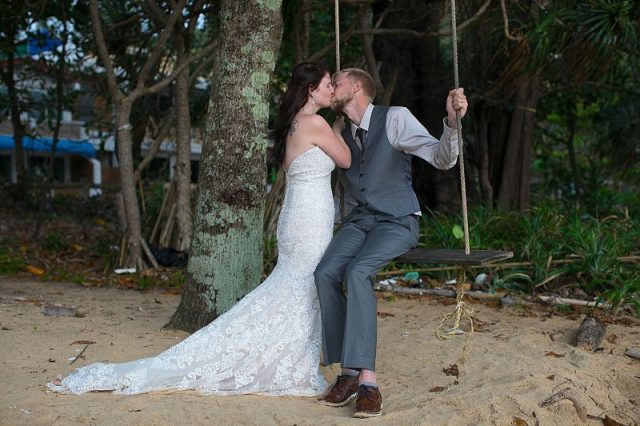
296, 113, 329, 129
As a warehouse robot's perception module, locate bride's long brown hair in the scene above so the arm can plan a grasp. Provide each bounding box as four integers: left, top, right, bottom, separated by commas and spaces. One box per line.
268, 62, 329, 165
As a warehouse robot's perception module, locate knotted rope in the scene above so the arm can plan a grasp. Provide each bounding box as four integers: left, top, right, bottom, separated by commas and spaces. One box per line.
332, 0, 474, 364
434, 0, 474, 368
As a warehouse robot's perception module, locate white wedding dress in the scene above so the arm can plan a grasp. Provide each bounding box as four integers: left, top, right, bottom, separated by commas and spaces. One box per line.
49, 146, 334, 396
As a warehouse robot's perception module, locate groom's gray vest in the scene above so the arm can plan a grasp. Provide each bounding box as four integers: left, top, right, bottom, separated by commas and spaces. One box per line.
340, 106, 420, 221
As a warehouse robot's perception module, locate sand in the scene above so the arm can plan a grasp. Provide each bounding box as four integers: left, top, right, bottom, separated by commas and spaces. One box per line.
0, 277, 638, 426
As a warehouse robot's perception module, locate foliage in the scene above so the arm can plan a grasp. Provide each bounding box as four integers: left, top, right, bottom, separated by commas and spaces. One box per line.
134, 270, 185, 289
0, 237, 26, 274
41, 232, 68, 252
535, 86, 640, 213
417, 199, 640, 314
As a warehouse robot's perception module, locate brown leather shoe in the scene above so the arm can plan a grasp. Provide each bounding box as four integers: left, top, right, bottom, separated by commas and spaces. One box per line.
317, 374, 360, 406
353, 385, 382, 418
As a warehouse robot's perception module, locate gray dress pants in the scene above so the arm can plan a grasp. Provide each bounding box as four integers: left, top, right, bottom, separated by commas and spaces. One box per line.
314, 214, 419, 371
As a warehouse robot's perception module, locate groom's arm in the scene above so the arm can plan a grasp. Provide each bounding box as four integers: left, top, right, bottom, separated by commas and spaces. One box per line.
386, 106, 459, 170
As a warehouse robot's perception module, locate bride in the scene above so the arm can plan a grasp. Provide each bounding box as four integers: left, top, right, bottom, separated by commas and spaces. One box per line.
48, 62, 350, 396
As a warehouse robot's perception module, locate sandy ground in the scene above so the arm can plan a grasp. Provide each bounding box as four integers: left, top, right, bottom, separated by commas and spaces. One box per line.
0, 277, 638, 426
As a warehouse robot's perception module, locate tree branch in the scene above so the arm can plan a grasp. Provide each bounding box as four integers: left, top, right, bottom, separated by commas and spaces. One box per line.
142, 0, 169, 27
139, 39, 217, 97
500, 0, 524, 41
308, 5, 367, 62
188, 57, 212, 87
308, 0, 491, 64
134, 111, 175, 184
186, 0, 207, 34
107, 13, 141, 31
134, 0, 187, 96
89, 0, 122, 101
358, 7, 383, 98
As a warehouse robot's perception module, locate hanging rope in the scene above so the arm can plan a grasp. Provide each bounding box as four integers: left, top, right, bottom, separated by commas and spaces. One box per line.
434, 0, 474, 367
331, 0, 473, 360
334, 0, 340, 71
334, 0, 346, 219
451, 0, 470, 255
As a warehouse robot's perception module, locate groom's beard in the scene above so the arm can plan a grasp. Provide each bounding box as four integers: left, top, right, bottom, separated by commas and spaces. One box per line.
330, 93, 352, 112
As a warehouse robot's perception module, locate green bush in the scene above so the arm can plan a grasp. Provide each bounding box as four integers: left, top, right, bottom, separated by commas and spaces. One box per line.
42, 233, 69, 252
418, 200, 640, 314
0, 238, 26, 274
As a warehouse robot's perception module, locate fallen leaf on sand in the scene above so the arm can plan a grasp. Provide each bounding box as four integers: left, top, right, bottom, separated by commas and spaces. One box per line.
544, 351, 565, 358
443, 364, 459, 377
429, 386, 447, 393
26, 265, 45, 276
377, 311, 395, 318
603, 415, 626, 426
512, 416, 529, 426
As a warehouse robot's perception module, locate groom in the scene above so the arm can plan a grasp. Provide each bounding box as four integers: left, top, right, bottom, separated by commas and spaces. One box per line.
314, 68, 468, 418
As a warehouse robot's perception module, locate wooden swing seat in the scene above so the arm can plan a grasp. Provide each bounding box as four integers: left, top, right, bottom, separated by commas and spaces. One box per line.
395, 248, 513, 266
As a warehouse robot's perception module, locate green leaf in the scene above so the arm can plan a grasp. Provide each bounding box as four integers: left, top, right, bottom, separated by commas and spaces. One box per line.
452, 224, 464, 240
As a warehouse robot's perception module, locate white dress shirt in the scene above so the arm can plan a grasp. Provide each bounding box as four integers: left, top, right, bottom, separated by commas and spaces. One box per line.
350, 103, 459, 168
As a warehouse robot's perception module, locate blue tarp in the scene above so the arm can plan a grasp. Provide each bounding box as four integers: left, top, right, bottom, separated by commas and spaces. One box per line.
0, 135, 96, 158
28, 29, 63, 55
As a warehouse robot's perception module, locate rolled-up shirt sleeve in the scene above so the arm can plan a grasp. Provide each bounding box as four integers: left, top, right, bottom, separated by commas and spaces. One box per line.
387, 106, 459, 170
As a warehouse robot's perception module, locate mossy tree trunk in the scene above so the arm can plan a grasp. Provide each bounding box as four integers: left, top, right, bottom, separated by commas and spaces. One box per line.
166, 0, 283, 333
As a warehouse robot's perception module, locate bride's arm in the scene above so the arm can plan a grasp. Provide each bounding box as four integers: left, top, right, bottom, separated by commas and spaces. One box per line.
310, 115, 351, 168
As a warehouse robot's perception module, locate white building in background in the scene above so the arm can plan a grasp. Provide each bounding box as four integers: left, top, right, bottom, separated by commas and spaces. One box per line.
0, 113, 106, 196
0, 28, 204, 196
0, 117, 203, 196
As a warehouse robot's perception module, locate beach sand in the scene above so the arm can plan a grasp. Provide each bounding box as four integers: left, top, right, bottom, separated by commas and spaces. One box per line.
1, 278, 638, 425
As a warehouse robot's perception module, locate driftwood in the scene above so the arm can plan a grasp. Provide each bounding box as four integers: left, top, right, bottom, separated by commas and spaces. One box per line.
374, 283, 503, 301
574, 315, 606, 351
379, 255, 640, 276
539, 387, 587, 423
374, 284, 636, 320
69, 343, 91, 365
536, 295, 611, 310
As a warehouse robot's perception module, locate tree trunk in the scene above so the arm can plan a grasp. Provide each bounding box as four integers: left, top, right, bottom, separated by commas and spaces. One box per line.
1, 22, 28, 187
174, 35, 193, 252
293, 0, 310, 63
496, 74, 542, 211
35, 9, 69, 238
116, 101, 145, 269
166, 0, 283, 333
476, 107, 493, 203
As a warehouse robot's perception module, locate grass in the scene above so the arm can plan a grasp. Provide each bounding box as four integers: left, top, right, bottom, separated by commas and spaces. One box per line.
417, 199, 640, 315
2, 191, 638, 314
0, 237, 26, 274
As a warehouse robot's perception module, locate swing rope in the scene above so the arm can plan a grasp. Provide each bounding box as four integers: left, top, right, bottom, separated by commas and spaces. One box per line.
332, 0, 474, 360
434, 0, 474, 367
334, 0, 340, 71
334, 0, 346, 219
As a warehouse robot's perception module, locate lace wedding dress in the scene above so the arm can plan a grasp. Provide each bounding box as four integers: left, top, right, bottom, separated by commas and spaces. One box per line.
48, 146, 334, 396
